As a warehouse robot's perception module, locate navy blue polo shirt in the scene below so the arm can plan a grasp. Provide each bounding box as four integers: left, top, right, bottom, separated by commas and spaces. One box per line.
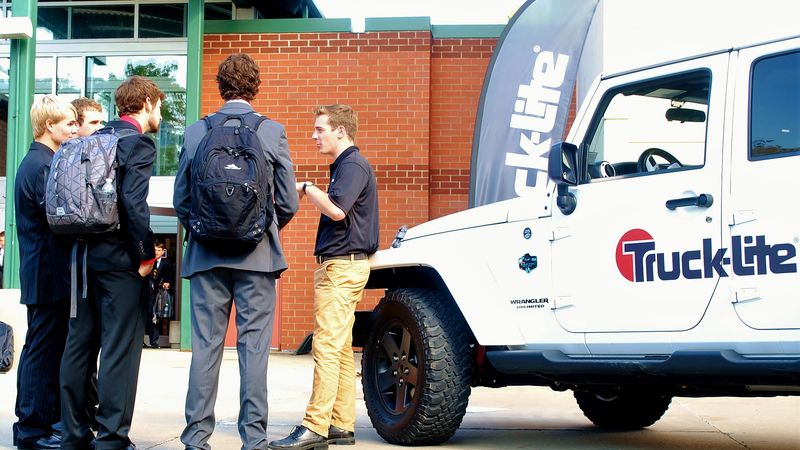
314, 146, 379, 257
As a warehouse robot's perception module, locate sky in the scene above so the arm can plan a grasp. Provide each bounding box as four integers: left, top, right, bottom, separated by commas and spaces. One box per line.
313, 0, 527, 28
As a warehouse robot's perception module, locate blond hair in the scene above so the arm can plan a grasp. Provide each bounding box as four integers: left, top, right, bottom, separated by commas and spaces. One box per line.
30, 95, 77, 138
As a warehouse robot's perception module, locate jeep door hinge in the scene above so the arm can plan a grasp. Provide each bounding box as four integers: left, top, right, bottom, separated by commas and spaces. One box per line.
730, 210, 756, 226
732, 287, 761, 304
550, 227, 571, 241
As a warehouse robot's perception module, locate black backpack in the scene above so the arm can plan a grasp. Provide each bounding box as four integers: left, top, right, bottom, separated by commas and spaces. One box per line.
188, 112, 274, 250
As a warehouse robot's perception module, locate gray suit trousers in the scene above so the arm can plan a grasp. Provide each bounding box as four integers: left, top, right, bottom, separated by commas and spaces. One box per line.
180, 268, 276, 450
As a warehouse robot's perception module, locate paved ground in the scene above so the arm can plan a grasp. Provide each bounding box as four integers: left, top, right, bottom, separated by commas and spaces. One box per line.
1, 348, 799, 450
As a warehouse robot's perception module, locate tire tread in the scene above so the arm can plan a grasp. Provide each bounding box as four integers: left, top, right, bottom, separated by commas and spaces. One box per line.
363, 288, 472, 445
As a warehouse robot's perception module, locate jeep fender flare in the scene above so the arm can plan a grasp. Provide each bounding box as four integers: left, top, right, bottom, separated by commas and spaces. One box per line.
366, 261, 526, 346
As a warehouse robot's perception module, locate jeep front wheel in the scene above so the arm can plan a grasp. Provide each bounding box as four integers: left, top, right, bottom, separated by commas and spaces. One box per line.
574, 390, 672, 429
362, 288, 472, 445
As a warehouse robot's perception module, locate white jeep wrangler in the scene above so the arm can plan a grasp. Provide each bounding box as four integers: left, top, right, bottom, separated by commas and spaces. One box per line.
359, 34, 800, 445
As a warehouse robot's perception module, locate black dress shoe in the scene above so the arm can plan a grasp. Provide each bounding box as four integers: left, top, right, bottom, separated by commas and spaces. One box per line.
268, 426, 328, 450
326, 426, 354, 445
16, 434, 61, 449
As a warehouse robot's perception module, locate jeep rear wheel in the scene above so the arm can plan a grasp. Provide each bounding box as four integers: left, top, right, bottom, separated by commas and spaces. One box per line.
574, 390, 672, 429
362, 288, 472, 445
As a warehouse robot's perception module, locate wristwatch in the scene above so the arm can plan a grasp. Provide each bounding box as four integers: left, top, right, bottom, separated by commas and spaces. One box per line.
302, 181, 314, 193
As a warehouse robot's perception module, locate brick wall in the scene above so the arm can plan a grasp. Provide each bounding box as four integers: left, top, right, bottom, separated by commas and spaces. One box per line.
203, 31, 496, 349
430, 38, 495, 217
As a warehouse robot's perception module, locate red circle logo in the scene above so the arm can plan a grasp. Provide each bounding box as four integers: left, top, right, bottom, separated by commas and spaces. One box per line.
616, 229, 653, 282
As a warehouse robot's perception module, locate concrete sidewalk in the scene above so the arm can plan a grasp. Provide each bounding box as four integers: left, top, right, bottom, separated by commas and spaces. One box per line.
1, 348, 799, 449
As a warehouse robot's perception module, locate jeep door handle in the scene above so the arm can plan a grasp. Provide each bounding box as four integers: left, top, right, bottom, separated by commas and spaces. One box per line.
665, 193, 714, 210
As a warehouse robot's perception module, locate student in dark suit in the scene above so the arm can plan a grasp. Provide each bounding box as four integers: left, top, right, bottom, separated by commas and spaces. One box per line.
174, 53, 298, 450
59, 76, 163, 450
13, 95, 78, 450
70, 96, 106, 432
145, 242, 173, 348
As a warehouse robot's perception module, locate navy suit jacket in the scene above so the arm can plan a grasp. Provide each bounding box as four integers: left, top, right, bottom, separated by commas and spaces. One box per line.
85, 120, 156, 271
173, 101, 299, 278
14, 141, 71, 305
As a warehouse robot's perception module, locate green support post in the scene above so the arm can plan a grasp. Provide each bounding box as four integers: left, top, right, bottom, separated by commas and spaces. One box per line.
4, 0, 37, 289
180, 0, 204, 350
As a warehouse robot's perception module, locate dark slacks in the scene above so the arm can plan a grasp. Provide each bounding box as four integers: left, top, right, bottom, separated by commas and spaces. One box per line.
60, 270, 147, 450
181, 268, 276, 450
13, 301, 70, 444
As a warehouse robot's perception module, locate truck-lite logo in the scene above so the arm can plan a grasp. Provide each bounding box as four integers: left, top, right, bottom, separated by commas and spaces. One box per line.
615, 229, 798, 282
506, 45, 570, 196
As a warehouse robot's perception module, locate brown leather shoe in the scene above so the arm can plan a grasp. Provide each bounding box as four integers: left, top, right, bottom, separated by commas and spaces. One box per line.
326, 426, 355, 445
268, 426, 328, 450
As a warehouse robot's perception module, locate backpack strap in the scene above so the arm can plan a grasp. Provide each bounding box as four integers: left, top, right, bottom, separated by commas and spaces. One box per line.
69, 240, 89, 319
202, 112, 266, 131
114, 128, 138, 139
96, 126, 137, 138
69, 241, 78, 318
242, 112, 267, 132
202, 112, 235, 130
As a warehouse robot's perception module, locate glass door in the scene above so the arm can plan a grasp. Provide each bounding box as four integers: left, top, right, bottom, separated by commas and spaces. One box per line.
87, 55, 187, 176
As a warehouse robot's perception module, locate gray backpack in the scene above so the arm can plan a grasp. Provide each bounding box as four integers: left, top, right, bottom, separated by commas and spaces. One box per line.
0, 321, 13, 373
46, 128, 136, 235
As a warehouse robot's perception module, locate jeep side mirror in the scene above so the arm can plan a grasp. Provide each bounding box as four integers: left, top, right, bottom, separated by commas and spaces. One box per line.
548, 142, 579, 215
548, 142, 579, 186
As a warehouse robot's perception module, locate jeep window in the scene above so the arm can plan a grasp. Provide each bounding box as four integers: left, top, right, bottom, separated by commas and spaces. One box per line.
583, 70, 710, 180
750, 50, 800, 159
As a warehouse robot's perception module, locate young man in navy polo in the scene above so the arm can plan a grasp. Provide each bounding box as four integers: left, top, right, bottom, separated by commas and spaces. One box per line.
270, 104, 379, 450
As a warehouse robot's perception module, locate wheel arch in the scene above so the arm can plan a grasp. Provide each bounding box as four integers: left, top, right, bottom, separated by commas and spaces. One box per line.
367, 265, 449, 292
354, 266, 474, 348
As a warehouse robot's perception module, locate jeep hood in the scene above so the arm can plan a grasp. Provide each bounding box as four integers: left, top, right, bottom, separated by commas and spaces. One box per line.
402, 199, 517, 241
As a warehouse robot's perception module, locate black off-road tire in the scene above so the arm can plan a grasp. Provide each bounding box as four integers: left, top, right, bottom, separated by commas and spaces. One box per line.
574, 390, 672, 430
362, 288, 472, 445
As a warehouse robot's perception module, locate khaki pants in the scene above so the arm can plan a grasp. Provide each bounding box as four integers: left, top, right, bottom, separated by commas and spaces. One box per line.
302, 258, 370, 437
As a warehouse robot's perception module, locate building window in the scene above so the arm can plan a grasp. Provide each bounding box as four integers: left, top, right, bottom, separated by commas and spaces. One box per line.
37, 4, 136, 40
750, 50, 800, 159
35, 1, 233, 40
73, 4, 135, 39
140, 4, 186, 38
57, 56, 82, 100
38, 7, 69, 40
205, 1, 233, 20
35, 56, 55, 94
